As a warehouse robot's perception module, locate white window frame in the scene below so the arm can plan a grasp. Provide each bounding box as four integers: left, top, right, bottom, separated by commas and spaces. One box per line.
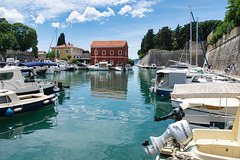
102, 50, 106, 55
110, 50, 114, 55
94, 50, 98, 55
118, 50, 122, 55
65, 49, 69, 54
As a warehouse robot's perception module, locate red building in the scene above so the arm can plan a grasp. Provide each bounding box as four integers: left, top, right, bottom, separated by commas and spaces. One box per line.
90, 41, 128, 67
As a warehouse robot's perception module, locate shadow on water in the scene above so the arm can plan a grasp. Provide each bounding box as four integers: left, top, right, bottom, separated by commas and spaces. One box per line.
0, 105, 58, 140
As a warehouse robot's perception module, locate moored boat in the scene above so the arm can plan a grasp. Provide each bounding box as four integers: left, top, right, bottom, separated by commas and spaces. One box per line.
0, 89, 57, 117
1, 66, 62, 95
150, 66, 228, 96
87, 62, 109, 71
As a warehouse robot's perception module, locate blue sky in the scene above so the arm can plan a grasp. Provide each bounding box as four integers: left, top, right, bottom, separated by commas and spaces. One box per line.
1, 0, 227, 59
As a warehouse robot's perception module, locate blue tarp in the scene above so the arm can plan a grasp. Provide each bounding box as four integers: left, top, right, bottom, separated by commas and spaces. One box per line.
19, 61, 57, 67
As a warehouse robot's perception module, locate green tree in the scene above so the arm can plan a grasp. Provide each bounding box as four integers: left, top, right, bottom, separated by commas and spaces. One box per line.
225, 0, 240, 27
12, 23, 38, 52
0, 18, 12, 33
67, 54, 72, 61
140, 29, 154, 54
57, 33, 66, 46
173, 24, 181, 50
128, 59, 134, 66
44, 51, 59, 60
154, 26, 173, 50
0, 32, 18, 51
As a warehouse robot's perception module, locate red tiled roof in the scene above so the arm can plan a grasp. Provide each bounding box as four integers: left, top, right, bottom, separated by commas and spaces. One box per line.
51, 44, 83, 50
90, 41, 127, 47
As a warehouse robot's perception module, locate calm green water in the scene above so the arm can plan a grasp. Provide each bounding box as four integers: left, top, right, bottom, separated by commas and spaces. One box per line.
0, 66, 174, 160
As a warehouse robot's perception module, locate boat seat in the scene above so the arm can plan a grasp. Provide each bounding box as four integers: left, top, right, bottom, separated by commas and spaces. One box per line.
18, 94, 42, 100
196, 139, 240, 158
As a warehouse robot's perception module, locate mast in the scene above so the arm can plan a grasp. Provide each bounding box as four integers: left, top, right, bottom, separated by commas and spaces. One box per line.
189, 6, 192, 65
196, 17, 198, 66
191, 11, 210, 69
55, 27, 57, 62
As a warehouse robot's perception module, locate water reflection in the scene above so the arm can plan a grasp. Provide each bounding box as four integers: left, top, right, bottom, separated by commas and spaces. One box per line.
46, 70, 91, 87
90, 71, 128, 100
0, 106, 58, 140
138, 67, 157, 104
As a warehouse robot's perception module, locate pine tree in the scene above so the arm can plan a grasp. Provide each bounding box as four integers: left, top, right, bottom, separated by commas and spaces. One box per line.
57, 33, 66, 46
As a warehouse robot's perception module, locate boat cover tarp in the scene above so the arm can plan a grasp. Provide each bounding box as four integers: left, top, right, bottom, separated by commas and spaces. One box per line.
181, 98, 239, 110
19, 61, 57, 67
171, 83, 240, 99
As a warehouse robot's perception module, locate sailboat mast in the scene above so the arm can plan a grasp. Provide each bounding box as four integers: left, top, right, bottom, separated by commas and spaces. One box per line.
189, 6, 192, 65
191, 11, 210, 69
196, 17, 198, 66
55, 27, 57, 62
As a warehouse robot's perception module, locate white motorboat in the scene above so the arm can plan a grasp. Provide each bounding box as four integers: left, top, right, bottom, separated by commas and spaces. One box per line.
87, 62, 109, 71
150, 66, 228, 96
0, 89, 57, 117
65, 63, 76, 71
158, 96, 240, 159
125, 64, 133, 70
0, 66, 61, 95
115, 66, 122, 71
144, 99, 240, 159
169, 83, 240, 129
150, 64, 157, 69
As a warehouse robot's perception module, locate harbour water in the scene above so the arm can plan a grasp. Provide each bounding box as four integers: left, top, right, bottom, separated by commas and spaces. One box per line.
0, 66, 174, 160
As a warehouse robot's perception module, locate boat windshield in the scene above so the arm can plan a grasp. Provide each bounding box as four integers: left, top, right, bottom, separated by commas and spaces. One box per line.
156, 73, 169, 88
0, 96, 11, 104
99, 64, 107, 68
0, 72, 13, 81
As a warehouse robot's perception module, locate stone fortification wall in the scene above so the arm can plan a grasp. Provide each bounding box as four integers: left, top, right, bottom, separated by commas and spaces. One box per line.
206, 27, 240, 73
137, 41, 205, 67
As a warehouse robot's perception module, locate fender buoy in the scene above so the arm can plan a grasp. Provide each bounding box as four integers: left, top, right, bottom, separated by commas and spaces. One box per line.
6, 108, 14, 117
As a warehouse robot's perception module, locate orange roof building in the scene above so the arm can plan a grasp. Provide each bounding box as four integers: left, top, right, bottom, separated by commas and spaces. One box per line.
90, 40, 128, 67
51, 44, 90, 62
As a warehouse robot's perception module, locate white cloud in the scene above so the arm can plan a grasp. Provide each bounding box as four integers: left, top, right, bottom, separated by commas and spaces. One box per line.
114, 0, 130, 5
131, 8, 153, 18
118, 5, 132, 15
66, 7, 115, 23
130, 0, 156, 18
60, 23, 68, 28
0, 7, 24, 23
1, 0, 160, 25
35, 14, 45, 24
51, 22, 60, 28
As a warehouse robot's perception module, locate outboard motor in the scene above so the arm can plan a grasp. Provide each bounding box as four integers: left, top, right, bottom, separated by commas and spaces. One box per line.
142, 120, 193, 155
154, 107, 185, 122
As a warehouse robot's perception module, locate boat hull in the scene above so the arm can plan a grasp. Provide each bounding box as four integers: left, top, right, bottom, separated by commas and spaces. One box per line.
0, 96, 56, 117
156, 88, 172, 96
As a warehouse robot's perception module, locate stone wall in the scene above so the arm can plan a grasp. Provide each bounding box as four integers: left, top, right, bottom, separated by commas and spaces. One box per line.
137, 41, 205, 67
1, 49, 35, 62
206, 27, 240, 73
